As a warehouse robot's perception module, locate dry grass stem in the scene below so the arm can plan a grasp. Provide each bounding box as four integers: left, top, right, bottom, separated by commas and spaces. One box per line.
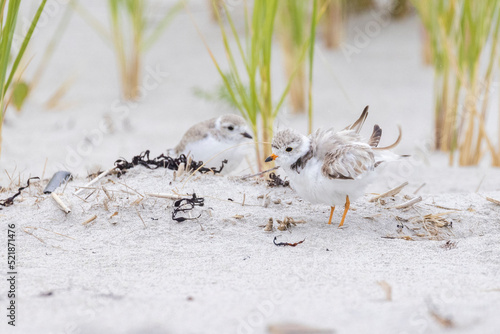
41, 158, 48, 180
135, 208, 146, 228
486, 197, 500, 205
82, 215, 97, 226
413, 183, 426, 194
22, 227, 46, 244
239, 166, 280, 180
102, 186, 112, 200
429, 309, 454, 328
370, 182, 409, 202
74, 168, 114, 196
377, 281, 392, 301
395, 196, 423, 209
146, 193, 185, 200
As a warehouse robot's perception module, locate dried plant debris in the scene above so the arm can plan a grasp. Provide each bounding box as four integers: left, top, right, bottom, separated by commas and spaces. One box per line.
377, 281, 392, 301
428, 302, 455, 328
268, 323, 335, 334
114, 150, 227, 177
370, 182, 408, 202
264, 218, 274, 231
486, 196, 500, 206
276, 217, 307, 231
0, 177, 39, 208
440, 240, 458, 250
387, 212, 454, 241
87, 170, 104, 180
273, 236, 305, 247
172, 193, 205, 222
267, 172, 290, 187
394, 196, 422, 209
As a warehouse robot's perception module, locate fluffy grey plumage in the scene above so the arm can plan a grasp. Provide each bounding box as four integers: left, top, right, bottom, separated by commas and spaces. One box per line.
173, 114, 252, 174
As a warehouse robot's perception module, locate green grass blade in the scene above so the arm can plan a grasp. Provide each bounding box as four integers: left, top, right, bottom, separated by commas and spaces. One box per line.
0, 0, 21, 101
4, 0, 48, 94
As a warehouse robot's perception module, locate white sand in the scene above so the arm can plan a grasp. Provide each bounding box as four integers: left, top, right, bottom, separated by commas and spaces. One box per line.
1, 1, 500, 334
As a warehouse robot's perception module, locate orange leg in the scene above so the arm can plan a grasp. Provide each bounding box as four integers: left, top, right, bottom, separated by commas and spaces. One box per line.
327, 206, 335, 224
338, 195, 350, 228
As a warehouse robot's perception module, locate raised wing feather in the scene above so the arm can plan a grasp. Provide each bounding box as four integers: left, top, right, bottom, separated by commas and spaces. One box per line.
312, 128, 375, 180
343, 105, 369, 134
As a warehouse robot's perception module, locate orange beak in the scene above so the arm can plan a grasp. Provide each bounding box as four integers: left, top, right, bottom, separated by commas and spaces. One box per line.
265, 154, 278, 162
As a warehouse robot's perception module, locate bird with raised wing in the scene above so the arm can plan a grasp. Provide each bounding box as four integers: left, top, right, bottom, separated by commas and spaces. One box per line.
265, 106, 404, 227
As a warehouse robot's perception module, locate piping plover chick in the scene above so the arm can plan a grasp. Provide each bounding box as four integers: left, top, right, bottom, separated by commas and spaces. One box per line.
266, 106, 404, 227
174, 114, 253, 174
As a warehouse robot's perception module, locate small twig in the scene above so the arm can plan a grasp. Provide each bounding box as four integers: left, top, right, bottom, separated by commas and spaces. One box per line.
51, 193, 71, 214
413, 183, 426, 194
116, 181, 144, 198
239, 166, 280, 180
24, 226, 75, 240
486, 197, 500, 205
135, 207, 147, 228
475, 176, 486, 193
146, 193, 187, 200
82, 215, 97, 226
377, 281, 392, 301
22, 228, 46, 244
75, 186, 133, 195
242, 193, 246, 207
395, 196, 422, 209
84, 190, 96, 201
370, 182, 409, 202
426, 204, 461, 211
41, 158, 48, 180
102, 186, 112, 200
74, 167, 114, 196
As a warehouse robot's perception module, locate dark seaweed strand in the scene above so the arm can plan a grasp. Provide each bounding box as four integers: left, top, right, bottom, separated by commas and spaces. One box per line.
114, 150, 227, 177
273, 236, 305, 247
0, 177, 40, 208
172, 193, 205, 222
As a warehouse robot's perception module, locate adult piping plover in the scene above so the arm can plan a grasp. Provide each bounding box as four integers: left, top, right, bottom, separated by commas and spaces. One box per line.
265, 106, 403, 227
174, 114, 253, 174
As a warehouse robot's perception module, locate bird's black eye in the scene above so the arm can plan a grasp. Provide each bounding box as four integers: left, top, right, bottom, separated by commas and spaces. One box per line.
228, 126, 234, 131
286, 147, 293, 152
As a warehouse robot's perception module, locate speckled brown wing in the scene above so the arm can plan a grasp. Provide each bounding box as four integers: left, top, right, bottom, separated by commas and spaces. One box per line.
312, 129, 375, 180
174, 118, 215, 153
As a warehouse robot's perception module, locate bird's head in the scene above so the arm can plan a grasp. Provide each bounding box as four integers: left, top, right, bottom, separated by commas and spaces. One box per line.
216, 114, 253, 143
265, 129, 310, 167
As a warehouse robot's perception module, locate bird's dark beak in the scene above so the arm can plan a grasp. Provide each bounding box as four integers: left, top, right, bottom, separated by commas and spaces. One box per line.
265, 154, 278, 162
241, 132, 253, 139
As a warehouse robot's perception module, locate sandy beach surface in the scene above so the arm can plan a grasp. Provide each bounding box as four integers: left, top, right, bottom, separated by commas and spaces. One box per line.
1, 1, 500, 333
